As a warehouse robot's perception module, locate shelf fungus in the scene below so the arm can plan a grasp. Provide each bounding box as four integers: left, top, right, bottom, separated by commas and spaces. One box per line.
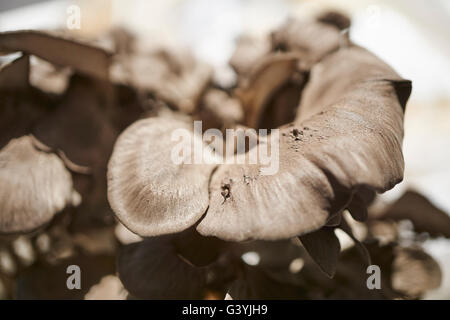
107, 14, 412, 285
0, 136, 79, 235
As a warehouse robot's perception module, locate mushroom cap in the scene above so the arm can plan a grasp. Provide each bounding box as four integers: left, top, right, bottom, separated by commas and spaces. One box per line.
107, 19, 410, 242
107, 117, 216, 237
16, 254, 115, 299
392, 247, 442, 298
84, 275, 128, 300
107, 46, 410, 242
0, 136, 77, 235
197, 46, 410, 241
0, 30, 111, 80
117, 236, 206, 299
0, 53, 29, 91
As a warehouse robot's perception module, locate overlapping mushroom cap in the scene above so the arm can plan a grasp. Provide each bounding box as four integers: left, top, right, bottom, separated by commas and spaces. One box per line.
0, 136, 78, 234
107, 19, 411, 243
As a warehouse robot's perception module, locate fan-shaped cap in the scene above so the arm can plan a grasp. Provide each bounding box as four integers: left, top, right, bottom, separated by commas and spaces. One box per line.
117, 237, 206, 299
0, 136, 77, 234
107, 117, 216, 237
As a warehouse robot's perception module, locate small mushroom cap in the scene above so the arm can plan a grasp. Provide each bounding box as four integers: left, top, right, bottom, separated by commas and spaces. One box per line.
271, 17, 343, 67
0, 136, 77, 234
16, 254, 115, 299
107, 117, 216, 237
0, 53, 29, 91
84, 275, 128, 300
236, 53, 300, 128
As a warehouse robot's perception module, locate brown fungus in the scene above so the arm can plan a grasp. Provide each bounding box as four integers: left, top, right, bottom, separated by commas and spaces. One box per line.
107, 27, 410, 245
0, 136, 78, 235
111, 48, 212, 113
108, 117, 216, 237
391, 246, 442, 298
0, 30, 111, 80
117, 236, 206, 299
371, 190, 450, 238
0, 53, 30, 91
197, 46, 410, 241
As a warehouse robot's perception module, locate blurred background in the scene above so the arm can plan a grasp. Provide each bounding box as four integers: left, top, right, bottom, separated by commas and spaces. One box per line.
1, 0, 449, 299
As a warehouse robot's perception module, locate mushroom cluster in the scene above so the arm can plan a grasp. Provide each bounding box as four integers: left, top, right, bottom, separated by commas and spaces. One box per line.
0, 11, 447, 300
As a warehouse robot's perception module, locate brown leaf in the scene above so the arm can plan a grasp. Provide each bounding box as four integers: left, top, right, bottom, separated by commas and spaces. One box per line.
235, 52, 300, 128
299, 227, 341, 278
